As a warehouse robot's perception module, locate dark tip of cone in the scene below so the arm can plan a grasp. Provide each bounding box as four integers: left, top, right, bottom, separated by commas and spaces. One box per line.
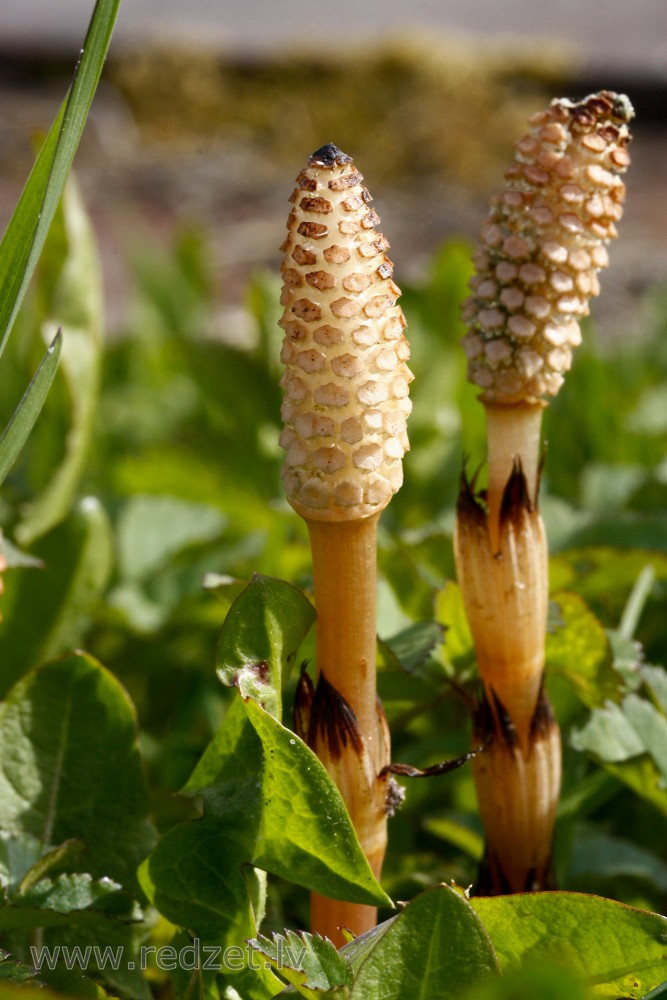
308, 144, 353, 167
611, 92, 635, 123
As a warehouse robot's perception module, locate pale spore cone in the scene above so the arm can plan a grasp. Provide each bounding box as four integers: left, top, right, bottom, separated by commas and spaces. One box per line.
279, 144, 412, 521
462, 91, 633, 405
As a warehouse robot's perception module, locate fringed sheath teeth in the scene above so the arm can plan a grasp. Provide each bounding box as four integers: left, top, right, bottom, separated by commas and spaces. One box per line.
473, 689, 562, 894
295, 671, 392, 874
454, 462, 549, 747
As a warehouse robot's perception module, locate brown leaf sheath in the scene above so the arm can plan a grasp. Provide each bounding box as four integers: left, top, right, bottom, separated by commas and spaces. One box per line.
472, 688, 561, 894
454, 463, 549, 748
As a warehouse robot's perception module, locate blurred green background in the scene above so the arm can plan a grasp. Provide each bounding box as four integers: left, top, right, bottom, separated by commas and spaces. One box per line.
0, 1, 666, 939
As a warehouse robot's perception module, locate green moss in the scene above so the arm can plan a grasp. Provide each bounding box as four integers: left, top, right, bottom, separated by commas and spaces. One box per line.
108, 35, 569, 188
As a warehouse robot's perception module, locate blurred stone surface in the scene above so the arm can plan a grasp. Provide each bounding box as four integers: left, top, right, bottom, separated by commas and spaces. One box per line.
0, 3, 665, 342
2, 0, 666, 82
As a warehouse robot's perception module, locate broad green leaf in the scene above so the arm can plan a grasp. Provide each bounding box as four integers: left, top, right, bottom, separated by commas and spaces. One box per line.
627, 384, 667, 435
435, 580, 475, 675
571, 687, 667, 817
0, 953, 42, 987
423, 816, 484, 862
349, 884, 498, 998
471, 892, 667, 998
218, 954, 285, 1000
572, 693, 667, 783
0, 497, 113, 693
0, 652, 153, 888
16, 872, 122, 913
545, 592, 622, 707
248, 931, 352, 998
37, 915, 149, 999
18, 838, 85, 892
621, 695, 667, 779
549, 549, 667, 615
0, 332, 62, 489
607, 630, 645, 688
246, 699, 389, 905
17, 177, 104, 546
377, 627, 444, 693
570, 700, 645, 761
115, 494, 227, 582
0, 905, 92, 932
0, 654, 152, 998
382, 620, 445, 675
215, 573, 315, 719
0, 832, 44, 891
140, 697, 390, 946
0, 951, 43, 1000
461, 962, 590, 1000
581, 462, 648, 513
566, 514, 667, 551
0, 872, 135, 932
376, 575, 413, 637
107, 496, 228, 632
338, 917, 396, 970
0, 0, 120, 357
0, 988, 68, 1000
643, 664, 667, 713
29, 972, 106, 1000
602, 757, 667, 819
138, 711, 264, 943
567, 826, 667, 892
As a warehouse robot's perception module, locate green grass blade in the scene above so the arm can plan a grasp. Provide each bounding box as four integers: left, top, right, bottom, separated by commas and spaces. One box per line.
16, 176, 104, 546
0, 332, 62, 488
0, 0, 120, 357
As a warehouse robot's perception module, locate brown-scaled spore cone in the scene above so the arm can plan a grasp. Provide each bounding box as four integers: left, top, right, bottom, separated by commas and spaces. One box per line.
279, 145, 410, 942
455, 92, 632, 894
279, 143, 412, 521
462, 91, 633, 406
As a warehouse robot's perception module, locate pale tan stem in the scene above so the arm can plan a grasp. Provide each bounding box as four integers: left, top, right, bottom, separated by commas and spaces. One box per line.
307, 515, 380, 739
454, 486, 548, 749
305, 513, 388, 944
310, 891, 378, 948
485, 401, 544, 552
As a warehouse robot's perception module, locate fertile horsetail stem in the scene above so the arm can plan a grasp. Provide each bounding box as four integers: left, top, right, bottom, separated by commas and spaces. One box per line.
455, 92, 633, 891
279, 144, 411, 942
462, 90, 633, 539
